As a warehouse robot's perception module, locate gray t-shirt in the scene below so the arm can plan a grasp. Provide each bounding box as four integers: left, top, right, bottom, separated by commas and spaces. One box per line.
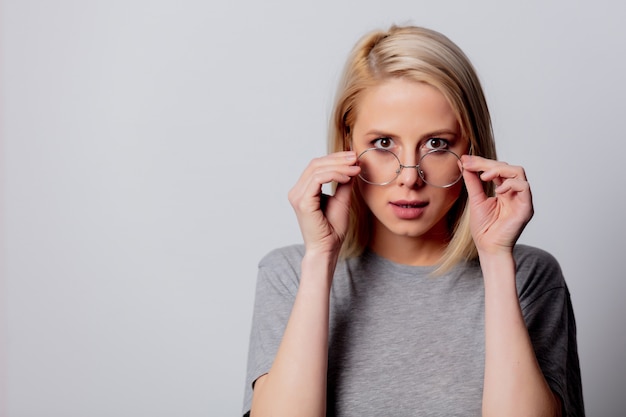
242, 244, 584, 416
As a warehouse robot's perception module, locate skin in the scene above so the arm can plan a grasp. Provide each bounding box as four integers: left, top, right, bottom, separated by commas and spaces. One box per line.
351, 79, 467, 266
250, 78, 562, 417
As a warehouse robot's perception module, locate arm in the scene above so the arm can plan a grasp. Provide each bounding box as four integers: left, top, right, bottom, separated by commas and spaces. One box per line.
480, 252, 562, 417
250, 152, 359, 417
461, 156, 562, 417
251, 251, 335, 416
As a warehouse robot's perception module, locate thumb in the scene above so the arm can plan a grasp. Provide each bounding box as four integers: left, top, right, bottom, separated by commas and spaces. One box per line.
325, 181, 353, 229
462, 166, 487, 206
333, 181, 353, 207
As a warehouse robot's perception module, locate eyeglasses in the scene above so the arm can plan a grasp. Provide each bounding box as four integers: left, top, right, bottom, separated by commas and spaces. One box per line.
357, 148, 463, 188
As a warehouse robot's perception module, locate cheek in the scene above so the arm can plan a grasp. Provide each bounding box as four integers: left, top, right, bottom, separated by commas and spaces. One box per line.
446, 182, 463, 198
357, 181, 382, 209
436, 184, 464, 212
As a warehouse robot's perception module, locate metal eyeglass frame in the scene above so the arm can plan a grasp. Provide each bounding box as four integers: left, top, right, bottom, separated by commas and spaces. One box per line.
356, 148, 464, 188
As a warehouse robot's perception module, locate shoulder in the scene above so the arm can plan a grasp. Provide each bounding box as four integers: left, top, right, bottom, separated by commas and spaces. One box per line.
255, 245, 306, 296
513, 244, 563, 281
513, 244, 559, 265
512, 244, 568, 307
258, 244, 305, 270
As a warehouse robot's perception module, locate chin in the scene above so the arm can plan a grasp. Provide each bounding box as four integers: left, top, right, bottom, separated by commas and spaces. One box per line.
376, 219, 448, 241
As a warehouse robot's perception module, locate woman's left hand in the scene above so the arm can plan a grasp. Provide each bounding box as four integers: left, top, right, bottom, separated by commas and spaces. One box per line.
461, 155, 534, 256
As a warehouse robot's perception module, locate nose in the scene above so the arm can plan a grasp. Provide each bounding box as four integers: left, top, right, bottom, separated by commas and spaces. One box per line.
396, 153, 424, 187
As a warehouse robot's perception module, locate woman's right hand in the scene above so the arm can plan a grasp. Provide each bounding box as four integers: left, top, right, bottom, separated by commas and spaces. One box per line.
287, 151, 360, 256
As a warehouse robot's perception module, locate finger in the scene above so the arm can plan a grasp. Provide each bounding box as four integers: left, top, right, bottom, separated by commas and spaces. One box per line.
462, 166, 488, 205
295, 154, 358, 193
289, 152, 359, 215
325, 181, 353, 224
303, 152, 357, 175
332, 180, 353, 207
302, 165, 360, 195
319, 176, 355, 213
494, 177, 531, 195
289, 166, 360, 212
480, 166, 526, 184
463, 155, 526, 182
295, 162, 360, 192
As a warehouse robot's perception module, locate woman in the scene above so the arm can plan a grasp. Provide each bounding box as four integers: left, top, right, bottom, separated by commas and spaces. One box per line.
243, 25, 584, 416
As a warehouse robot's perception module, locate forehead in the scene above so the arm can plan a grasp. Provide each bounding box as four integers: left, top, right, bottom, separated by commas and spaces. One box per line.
352, 78, 459, 134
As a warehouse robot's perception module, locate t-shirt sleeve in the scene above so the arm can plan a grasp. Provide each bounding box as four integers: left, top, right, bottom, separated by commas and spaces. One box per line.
241, 246, 303, 416
515, 245, 585, 417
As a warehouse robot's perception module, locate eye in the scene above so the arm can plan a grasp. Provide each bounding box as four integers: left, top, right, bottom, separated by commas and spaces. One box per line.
371, 137, 395, 149
424, 137, 449, 150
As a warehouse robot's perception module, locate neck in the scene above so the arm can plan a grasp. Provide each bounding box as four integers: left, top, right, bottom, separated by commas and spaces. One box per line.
369, 232, 449, 266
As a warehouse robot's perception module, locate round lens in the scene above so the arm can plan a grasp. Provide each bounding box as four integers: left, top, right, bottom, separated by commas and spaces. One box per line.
357, 148, 400, 185
418, 149, 463, 188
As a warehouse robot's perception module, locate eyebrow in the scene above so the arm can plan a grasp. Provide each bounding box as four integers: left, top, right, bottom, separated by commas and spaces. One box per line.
362, 129, 460, 140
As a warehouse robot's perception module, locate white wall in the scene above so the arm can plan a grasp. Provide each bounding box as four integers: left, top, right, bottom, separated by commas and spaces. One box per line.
1, 0, 624, 416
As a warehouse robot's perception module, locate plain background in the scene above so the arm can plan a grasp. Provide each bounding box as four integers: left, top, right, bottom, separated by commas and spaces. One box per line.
1, 0, 625, 416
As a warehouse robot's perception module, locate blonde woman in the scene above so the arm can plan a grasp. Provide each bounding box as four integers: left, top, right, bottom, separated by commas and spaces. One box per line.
243, 25, 584, 417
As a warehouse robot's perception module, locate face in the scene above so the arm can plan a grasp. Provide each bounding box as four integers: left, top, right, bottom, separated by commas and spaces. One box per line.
351, 78, 468, 253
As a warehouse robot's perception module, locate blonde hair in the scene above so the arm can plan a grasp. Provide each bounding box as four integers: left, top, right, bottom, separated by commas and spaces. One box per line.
328, 25, 497, 273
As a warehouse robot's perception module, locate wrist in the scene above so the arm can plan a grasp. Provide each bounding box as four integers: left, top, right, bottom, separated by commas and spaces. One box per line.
303, 245, 341, 267
299, 250, 340, 291
478, 250, 517, 287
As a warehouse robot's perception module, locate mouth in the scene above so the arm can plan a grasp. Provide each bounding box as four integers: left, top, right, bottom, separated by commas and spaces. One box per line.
391, 200, 428, 208
389, 200, 428, 220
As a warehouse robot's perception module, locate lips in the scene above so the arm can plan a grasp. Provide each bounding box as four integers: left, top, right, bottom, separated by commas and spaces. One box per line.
389, 200, 428, 220
391, 200, 428, 208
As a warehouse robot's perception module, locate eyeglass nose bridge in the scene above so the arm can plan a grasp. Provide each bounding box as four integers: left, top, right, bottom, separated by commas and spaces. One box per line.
395, 163, 426, 182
